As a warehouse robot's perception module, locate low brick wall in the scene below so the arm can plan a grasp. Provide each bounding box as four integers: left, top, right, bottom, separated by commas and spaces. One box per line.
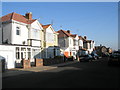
23, 59, 31, 69
35, 59, 43, 67
43, 56, 64, 66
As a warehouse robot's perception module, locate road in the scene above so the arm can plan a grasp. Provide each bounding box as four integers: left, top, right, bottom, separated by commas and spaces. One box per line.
2, 57, 120, 88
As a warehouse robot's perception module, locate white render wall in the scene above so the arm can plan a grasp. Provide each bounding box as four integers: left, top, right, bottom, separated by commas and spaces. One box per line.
68, 37, 73, 48
0, 45, 15, 69
2, 23, 12, 44
11, 21, 28, 45
74, 35, 79, 50
87, 41, 95, 54
79, 40, 83, 48
2, 20, 43, 46
45, 26, 54, 43
30, 20, 42, 40
31, 20, 43, 30
0, 45, 42, 69
31, 40, 41, 47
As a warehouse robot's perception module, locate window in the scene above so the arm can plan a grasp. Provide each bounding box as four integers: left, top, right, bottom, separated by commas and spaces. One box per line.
16, 26, 20, 35
27, 48, 31, 59
16, 47, 20, 59
90, 43, 92, 49
46, 32, 54, 43
54, 35, 56, 41
74, 40, 78, 46
33, 29, 39, 39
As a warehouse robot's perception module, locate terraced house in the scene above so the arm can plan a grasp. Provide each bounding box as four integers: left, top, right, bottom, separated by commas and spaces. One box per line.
57, 30, 95, 59
78, 36, 95, 56
0, 12, 61, 69
0, 12, 95, 69
41, 24, 60, 58
0, 12, 44, 69
57, 30, 78, 59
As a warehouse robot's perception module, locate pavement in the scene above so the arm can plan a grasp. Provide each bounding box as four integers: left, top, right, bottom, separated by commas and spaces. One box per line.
2, 60, 79, 78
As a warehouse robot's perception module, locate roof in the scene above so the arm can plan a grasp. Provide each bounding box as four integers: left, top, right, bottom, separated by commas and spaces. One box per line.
1, 12, 36, 24
70, 34, 77, 38
41, 24, 58, 34
79, 36, 86, 41
57, 29, 72, 38
42, 24, 51, 29
87, 40, 92, 43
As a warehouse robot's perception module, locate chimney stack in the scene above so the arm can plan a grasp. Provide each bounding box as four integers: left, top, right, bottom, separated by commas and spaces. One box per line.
84, 36, 87, 40
25, 12, 32, 20
67, 30, 70, 33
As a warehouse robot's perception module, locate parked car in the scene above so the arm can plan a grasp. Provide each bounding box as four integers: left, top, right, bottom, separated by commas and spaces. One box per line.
91, 53, 99, 60
80, 54, 93, 62
108, 51, 120, 66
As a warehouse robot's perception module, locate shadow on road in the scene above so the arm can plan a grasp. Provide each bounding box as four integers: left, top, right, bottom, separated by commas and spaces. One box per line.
2, 57, 120, 89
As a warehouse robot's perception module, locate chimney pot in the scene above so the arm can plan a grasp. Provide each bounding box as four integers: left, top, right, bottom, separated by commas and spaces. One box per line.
67, 30, 70, 33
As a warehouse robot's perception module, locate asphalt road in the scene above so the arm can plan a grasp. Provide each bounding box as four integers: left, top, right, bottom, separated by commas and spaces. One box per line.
2, 57, 120, 88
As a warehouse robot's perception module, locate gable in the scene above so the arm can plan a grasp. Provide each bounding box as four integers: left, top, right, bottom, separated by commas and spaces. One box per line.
31, 20, 43, 30
74, 35, 79, 40
58, 30, 68, 38
46, 25, 54, 33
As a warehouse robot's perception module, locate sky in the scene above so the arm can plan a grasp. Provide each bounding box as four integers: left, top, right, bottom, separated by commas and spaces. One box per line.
1, 2, 118, 50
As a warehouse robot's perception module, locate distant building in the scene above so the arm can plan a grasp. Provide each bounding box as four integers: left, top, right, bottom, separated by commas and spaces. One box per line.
95, 45, 112, 56
78, 36, 95, 56
57, 30, 77, 59
107, 48, 112, 54
57, 29, 95, 58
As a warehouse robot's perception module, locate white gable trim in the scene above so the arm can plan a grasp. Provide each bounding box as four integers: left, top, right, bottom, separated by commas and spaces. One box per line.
31, 20, 43, 30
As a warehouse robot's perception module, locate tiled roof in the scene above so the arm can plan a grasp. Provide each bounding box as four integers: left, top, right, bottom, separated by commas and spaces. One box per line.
70, 34, 77, 38
57, 29, 72, 38
42, 24, 51, 29
41, 24, 58, 34
1, 12, 36, 24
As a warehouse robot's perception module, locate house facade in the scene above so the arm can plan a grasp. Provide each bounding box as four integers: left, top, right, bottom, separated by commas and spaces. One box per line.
57, 30, 95, 58
0, 12, 96, 69
57, 30, 78, 59
80, 36, 95, 55
41, 24, 60, 58
0, 12, 43, 69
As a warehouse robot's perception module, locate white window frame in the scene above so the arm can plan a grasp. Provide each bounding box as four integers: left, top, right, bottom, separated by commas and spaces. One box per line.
16, 26, 21, 35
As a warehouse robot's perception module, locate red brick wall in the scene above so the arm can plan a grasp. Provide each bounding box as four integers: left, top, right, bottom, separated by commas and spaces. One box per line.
23, 59, 31, 69
35, 59, 43, 67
